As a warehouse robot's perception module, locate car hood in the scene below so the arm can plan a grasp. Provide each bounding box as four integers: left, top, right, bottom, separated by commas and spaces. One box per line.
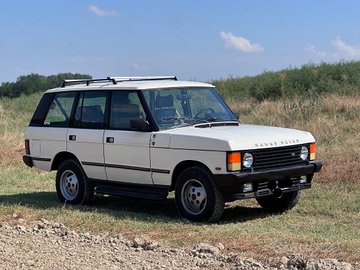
155, 123, 315, 151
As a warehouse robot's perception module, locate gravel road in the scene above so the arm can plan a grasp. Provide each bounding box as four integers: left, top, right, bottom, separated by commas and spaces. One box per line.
0, 219, 357, 270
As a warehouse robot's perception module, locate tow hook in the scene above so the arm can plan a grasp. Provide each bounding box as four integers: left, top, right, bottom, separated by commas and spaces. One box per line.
273, 188, 283, 198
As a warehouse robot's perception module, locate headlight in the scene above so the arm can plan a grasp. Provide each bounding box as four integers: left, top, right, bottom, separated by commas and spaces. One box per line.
300, 146, 309, 160
243, 153, 253, 168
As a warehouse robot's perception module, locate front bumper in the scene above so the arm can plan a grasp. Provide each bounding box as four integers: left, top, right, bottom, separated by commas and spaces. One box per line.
214, 161, 322, 201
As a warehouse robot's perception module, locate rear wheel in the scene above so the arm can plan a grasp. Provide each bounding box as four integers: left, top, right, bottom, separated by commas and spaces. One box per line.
256, 190, 301, 213
56, 159, 94, 205
175, 166, 224, 222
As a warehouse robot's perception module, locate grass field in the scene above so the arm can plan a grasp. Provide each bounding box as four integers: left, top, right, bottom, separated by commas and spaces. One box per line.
0, 92, 359, 263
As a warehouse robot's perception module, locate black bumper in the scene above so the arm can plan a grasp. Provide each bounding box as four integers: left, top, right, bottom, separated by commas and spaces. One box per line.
214, 161, 322, 201
23, 155, 33, 168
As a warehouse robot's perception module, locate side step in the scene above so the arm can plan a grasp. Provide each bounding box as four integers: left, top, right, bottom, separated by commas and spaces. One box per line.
95, 187, 168, 201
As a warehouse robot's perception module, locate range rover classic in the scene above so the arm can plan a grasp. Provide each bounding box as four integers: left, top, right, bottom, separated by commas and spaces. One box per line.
23, 76, 322, 222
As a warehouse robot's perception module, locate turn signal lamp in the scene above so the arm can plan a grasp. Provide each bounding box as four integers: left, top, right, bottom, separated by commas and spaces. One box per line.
310, 143, 315, 160
227, 152, 241, 171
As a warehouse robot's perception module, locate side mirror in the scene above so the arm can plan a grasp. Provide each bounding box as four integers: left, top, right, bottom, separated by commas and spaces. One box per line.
234, 112, 239, 120
130, 119, 152, 131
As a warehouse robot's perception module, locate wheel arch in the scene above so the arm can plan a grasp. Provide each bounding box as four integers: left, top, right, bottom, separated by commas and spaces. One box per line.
170, 160, 211, 191
51, 151, 79, 171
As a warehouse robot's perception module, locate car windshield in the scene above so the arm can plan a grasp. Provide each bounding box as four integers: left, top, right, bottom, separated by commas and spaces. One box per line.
143, 87, 237, 129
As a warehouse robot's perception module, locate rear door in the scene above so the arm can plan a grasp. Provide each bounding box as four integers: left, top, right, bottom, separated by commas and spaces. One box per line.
104, 91, 153, 184
67, 91, 108, 180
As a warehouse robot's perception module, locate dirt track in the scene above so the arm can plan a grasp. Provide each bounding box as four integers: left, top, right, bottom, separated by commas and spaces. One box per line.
0, 219, 356, 270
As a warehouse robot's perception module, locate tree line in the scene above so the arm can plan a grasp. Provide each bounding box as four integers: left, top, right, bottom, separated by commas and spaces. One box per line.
0, 73, 92, 98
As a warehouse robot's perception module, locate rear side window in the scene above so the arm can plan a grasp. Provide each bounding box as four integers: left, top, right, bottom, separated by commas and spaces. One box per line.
74, 91, 108, 129
44, 92, 76, 127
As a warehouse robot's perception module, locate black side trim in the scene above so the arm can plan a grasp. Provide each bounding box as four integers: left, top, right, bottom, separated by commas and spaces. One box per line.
105, 163, 151, 172
151, 168, 170, 174
82, 161, 104, 167
83, 162, 170, 174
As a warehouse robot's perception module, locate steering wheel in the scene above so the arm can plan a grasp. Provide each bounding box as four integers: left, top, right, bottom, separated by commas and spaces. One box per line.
194, 108, 215, 119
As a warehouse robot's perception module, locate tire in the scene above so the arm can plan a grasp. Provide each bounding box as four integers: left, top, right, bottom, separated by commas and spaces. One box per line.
56, 159, 94, 205
256, 190, 301, 213
175, 166, 224, 222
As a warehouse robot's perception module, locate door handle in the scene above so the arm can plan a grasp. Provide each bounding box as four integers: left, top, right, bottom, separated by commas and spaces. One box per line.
106, 137, 114, 143
69, 135, 76, 141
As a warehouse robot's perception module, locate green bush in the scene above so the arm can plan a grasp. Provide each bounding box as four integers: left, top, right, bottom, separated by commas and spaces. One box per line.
211, 60, 360, 101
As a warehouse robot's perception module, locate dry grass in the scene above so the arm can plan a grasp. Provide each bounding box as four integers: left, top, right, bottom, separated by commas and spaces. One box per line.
1, 93, 360, 264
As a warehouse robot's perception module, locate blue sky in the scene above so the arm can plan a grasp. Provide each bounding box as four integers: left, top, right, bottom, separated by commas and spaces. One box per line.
1, 0, 360, 83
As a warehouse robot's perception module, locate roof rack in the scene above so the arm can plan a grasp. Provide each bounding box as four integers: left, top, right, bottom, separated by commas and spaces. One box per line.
61, 78, 117, 88
108, 76, 177, 82
61, 76, 177, 88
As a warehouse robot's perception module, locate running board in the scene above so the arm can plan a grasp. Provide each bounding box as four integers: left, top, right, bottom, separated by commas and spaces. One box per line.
95, 187, 168, 201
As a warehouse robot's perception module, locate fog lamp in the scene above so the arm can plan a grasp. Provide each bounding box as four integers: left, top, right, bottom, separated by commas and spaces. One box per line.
243, 183, 253, 192
300, 176, 307, 183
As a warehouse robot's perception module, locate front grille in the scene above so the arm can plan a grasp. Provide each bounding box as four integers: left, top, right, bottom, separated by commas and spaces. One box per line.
251, 144, 308, 171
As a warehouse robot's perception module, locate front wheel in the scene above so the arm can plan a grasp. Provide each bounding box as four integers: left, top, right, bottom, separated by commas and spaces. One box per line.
256, 190, 301, 213
56, 159, 94, 205
175, 166, 224, 222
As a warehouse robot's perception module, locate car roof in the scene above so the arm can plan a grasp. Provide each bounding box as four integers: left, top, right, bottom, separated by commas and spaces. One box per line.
44, 76, 214, 93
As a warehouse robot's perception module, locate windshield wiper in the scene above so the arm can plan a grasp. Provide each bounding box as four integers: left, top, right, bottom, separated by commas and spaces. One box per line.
160, 117, 191, 122
197, 117, 223, 123
203, 117, 239, 122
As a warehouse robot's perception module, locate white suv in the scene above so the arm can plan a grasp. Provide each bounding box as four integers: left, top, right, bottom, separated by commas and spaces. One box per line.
23, 76, 322, 222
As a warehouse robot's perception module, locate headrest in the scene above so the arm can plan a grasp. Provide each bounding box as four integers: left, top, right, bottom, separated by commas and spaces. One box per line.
155, 95, 173, 108
112, 104, 140, 115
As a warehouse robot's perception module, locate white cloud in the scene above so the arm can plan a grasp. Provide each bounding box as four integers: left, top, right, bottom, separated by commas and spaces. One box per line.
88, 5, 119, 17
304, 44, 327, 56
331, 36, 360, 57
220, 31, 264, 53
305, 37, 360, 58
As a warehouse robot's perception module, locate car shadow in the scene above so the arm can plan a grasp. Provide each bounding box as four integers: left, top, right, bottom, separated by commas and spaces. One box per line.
0, 192, 274, 224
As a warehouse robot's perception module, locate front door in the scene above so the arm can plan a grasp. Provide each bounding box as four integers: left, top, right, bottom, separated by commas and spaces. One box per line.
104, 91, 153, 185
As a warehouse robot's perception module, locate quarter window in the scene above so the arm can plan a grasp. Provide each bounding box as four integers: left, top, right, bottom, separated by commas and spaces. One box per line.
44, 92, 76, 127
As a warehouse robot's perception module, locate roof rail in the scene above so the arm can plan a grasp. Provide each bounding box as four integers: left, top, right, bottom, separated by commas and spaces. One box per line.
61, 76, 177, 88
61, 78, 117, 88
108, 76, 177, 82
